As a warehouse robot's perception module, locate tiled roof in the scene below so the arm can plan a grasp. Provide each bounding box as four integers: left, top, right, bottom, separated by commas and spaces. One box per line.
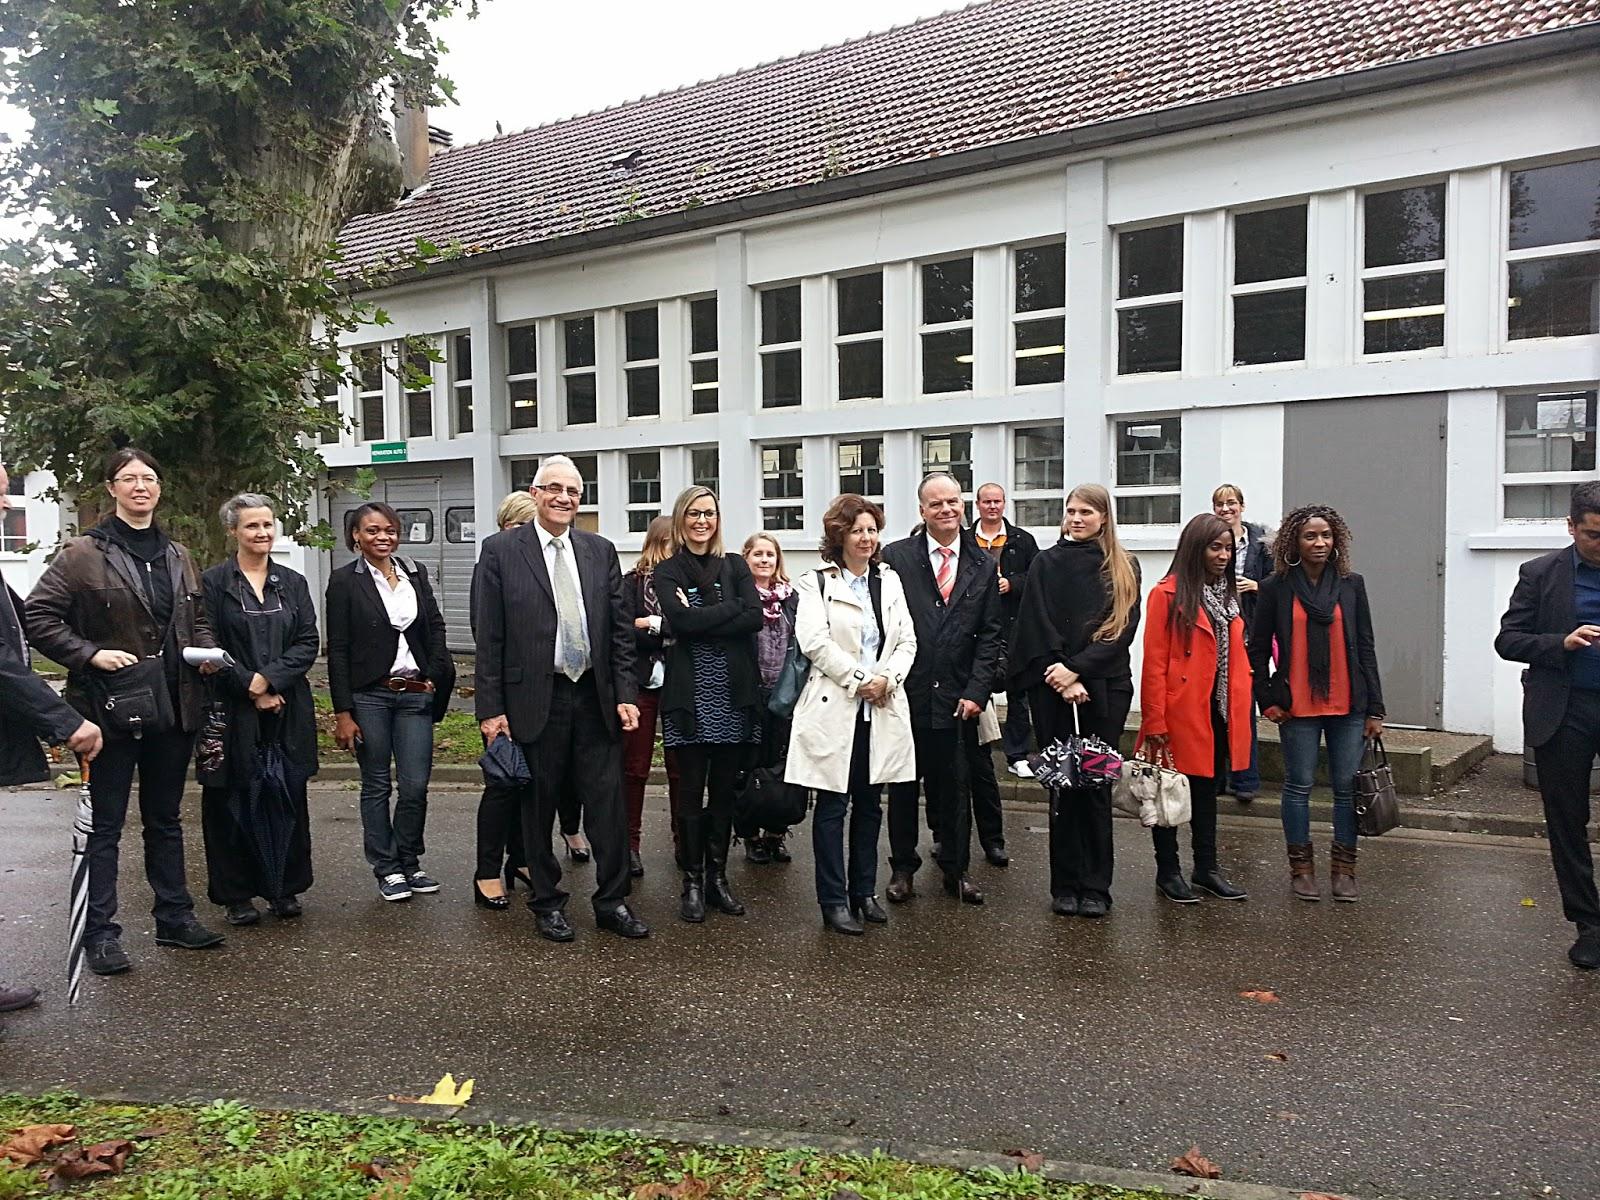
338, 0, 1600, 274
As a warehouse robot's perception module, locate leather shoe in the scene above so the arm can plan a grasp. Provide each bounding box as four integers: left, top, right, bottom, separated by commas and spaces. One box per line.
154, 920, 225, 949
1570, 930, 1600, 970
1050, 893, 1079, 917
535, 910, 576, 943
224, 901, 260, 926
983, 843, 1010, 869
885, 871, 915, 903
596, 905, 650, 939
1156, 873, 1200, 904
269, 895, 303, 919
1192, 869, 1248, 900
0, 984, 40, 1013
850, 895, 888, 924
1077, 893, 1109, 918
86, 940, 131, 975
628, 850, 644, 878
680, 875, 706, 923
822, 906, 864, 935
943, 874, 984, 905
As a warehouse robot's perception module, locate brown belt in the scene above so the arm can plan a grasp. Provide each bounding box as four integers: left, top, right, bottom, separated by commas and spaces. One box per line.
383, 677, 431, 694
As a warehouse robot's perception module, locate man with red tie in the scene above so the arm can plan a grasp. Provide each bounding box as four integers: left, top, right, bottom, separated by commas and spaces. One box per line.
880, 473, 1004, 905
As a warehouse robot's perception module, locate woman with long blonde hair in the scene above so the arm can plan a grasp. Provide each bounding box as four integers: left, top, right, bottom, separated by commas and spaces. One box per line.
1008, 483, 1142, 918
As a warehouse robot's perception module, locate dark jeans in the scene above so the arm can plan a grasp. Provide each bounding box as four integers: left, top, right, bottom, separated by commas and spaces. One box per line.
813, 716, 884, 908
1001, 689, 1034, 762
674, 743, 742, 874
1230, 704, 1261, 795
888, 719, 977, 879
86, 728, 198, 945
621, 688, 681, 852
1279, 712, 1365, 846
1532, 686, 1600, 934
1035, 681, 1132, 903
351, 687, 434, 879
519, 672, 629, 915
1153, 709, 1226, 876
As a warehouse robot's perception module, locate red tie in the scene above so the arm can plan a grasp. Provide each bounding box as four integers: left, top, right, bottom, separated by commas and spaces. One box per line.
935, 547, 955, 602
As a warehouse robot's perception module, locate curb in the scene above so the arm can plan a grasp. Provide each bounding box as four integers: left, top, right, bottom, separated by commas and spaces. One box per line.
0, 1080, 1356, 1200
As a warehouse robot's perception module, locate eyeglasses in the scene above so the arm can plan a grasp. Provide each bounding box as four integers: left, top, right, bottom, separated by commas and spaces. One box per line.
536, 484, 584, 500
685, 509, 718, 521
113, 474, 160, 486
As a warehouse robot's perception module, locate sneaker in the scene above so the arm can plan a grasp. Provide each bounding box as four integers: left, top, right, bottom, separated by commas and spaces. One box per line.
1007, 760, 1035, 779
379, 874, 413, 902
85, 939, 131, 976
407, 872, 441, 894
154, 920, 226, 949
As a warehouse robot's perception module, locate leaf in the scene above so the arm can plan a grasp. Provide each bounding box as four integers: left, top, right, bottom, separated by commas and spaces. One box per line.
1170, 1146, 1222, 1179
669, 1178, 710, 1200
1265, 1052, 1289, 1062
1, 1124, 76, 1165
1239, 989, 1280, 1003
44, 1139, 134, 1182
351, 1161, 411, 1199
632, 1186, 672, 1200
1521, 897, 1536, 907
1004, 1148, 1045, 1173
90, 99, 120, 117
388, 1073, 474, 1106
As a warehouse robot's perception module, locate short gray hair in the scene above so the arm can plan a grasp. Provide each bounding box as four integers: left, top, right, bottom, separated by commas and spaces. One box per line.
533, 455, 583, 488
917, 471, 963, 503
219, 492, 274, 530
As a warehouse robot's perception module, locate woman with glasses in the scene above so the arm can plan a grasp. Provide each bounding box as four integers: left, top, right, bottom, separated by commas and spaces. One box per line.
199, 494, 321, 926
654, 486, 764, 923
25, 448, 225, 975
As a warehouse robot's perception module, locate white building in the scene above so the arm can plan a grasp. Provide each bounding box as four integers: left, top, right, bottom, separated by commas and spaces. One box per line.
5, 0, 1598, 750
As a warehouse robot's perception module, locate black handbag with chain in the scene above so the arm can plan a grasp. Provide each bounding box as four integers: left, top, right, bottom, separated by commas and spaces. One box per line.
1354, 736, 1401, 836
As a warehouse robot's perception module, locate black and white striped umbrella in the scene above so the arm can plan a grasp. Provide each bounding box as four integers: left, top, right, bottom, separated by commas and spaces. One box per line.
67, 760, 92, 1006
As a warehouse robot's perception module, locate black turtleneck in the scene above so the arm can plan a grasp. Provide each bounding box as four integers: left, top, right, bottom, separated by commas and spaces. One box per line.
104, 515, 174, 629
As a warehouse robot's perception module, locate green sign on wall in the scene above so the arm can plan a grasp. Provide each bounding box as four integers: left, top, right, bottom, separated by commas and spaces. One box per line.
371, 441, 408, 464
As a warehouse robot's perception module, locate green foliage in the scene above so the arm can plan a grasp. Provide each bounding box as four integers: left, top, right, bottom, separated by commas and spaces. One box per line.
0, 0, 478, 566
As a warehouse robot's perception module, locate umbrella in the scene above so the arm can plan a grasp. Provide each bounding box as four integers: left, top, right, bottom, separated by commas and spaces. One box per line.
67, 759, 92, 1006
228, 718, 304, 902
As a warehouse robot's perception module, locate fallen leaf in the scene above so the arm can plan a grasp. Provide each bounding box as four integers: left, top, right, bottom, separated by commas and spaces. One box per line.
1277, 1111, 1302, 1124
1005, 1148, 1046, 1173
1239, 989, 1280, 1004
45, 1139, 135, 1182
1521, 898, 1536, 907
417, 1073, 474, 1105
632, 1185, 672, 1200
1265, 1052, 1289, 1062
669, 1178, 710, 1200
1, 1124, 76, 1166
1170, 1146, 1222, 1179
349, 1161, 411, 1200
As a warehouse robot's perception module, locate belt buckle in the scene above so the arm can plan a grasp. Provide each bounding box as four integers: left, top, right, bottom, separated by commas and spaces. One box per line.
385, 677, 406, 692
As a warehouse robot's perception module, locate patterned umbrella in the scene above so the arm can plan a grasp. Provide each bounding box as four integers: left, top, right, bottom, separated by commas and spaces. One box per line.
67, 759, 92, 1006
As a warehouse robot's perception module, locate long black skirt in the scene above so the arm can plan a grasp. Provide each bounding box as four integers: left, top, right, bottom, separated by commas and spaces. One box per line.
201, 783, 314, 905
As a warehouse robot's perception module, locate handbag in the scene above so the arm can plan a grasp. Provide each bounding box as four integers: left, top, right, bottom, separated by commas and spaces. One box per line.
478, 733, 532, 788
194, 697, 229, 786
1112, 743, 1191, 828
88, 655, 176, 739
1354, 735, 1401, 836
1025, 704, 1124, 791
733, 762, 808, 839
768, 570, 828, 720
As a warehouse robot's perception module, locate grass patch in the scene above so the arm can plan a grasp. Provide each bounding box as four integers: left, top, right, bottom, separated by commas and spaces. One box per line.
313, 692, 482, 765
30, 656, 67, 679
0, 1093, 1176, 1200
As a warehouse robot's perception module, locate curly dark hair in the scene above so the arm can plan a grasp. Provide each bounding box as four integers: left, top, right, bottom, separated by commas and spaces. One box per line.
1272, 504, 1352, 575
819, 493, 886, 566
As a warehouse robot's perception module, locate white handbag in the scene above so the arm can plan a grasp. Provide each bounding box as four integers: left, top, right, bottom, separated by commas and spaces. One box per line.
1113, 750, 1191, 828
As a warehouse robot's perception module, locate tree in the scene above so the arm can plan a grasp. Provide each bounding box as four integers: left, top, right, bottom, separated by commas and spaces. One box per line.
0, 0, 475, 563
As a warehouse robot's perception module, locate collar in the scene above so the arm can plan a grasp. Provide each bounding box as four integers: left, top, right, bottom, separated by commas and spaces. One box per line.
1572, 546, 1600, 575
535, 521, 573, 554
358, 555, 410, 580
975, 519, 1006, 544
926, 532, 960, 560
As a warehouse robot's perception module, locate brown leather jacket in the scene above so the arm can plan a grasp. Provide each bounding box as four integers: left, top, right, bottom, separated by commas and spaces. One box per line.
24, 528, 216, 733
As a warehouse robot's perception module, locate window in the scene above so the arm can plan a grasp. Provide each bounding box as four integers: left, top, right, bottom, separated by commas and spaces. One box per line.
689, 297, 718, 414
624, 307, 660, 418
505, 324, 538, 430
921, 431, 973, 494
1507, 159, 1600, 340
562, 316, 597, 425
1232, 204, 1307, 366
317, 369, 342, 445
1503, 387, 1599, 519
837, 437, 884, 500
353, 346, 384, 441
1013, 424, 1064, 527
403, 341, 434, 439
759, 442, 804, 529
2, 470, 25, 552
444, 507, 477, 543
760, 285, 801, 408
1113, 416, 1181, 524
394, 508, 435, 545
1362, 183, 1446, 354
1115, 224, 1183, 375
569, 454, 600, 532
626, 450, 662, 532
691, 446, 720, 494
920, 256, 974, 394
835, 272, 883, 401
1013, 244, 1066, 386
450, 333, 473, 435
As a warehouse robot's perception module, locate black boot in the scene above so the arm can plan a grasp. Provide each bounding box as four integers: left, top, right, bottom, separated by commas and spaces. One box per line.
677, 808, 707, 922
704, 802, 746, 916
706, 868, 746, 916
822, 906, 864, 935
680, 872, 706, 923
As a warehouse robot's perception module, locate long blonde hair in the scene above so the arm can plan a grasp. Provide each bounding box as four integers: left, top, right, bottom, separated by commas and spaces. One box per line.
741, 532, 790, 585
1067, 483, 1139, 643
669, 486, 724, 557
636, 515, 674, 573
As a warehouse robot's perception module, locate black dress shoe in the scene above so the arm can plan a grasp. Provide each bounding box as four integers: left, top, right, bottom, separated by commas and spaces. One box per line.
269, 895, 303, 919
821, 906, 864, 936
86, 940, 131, 976
563, 838, 591, 864
1051, 893, 1079, 917
1192, 869, 1248, 900
596, 905, 650, 939
473, 881, 511, 911
1570, 930, 1600, 970
744, 838, 773, 865
0, 984, 40, 1013
680, 875, 706, 923
850, 895, 888, 924
983, 843, 1010, 868
885, 871, 915, 903
628, 850, 644, 878
1077, 893, 1109, 918
535, 910, 576, 943
224, 901, 260, 926
1157, 873, 1200, 904
706, 872, 746, 916
155, 920, 226, 949
943, 874, 985, 905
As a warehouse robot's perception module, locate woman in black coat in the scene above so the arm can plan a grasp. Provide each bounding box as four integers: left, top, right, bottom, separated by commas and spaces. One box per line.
654, 486, 764, 924
200, 495, 321, 925
1008, 484, 1142, 918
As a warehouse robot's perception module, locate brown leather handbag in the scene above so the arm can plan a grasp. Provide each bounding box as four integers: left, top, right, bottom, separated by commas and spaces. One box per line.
1354, 737, 1401, 836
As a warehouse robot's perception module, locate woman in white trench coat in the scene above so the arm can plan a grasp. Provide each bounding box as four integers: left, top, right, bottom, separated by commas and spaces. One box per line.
785, 494, 918, 935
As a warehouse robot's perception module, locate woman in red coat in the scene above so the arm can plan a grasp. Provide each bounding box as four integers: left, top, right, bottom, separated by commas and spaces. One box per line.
1138, 513, 1253, 904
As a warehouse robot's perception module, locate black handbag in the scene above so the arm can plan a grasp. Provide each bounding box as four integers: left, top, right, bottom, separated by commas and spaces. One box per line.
733, 763, 808, 839
1354, 736, 1401, 836
768, 571, 827, 720
88, 655, 176, 739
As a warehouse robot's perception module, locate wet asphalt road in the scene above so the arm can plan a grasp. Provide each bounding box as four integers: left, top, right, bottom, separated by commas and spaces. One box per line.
0, 782, 1596, 1200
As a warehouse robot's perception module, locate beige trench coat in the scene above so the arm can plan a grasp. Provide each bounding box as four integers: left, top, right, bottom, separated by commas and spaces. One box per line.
784, 563, 918, 795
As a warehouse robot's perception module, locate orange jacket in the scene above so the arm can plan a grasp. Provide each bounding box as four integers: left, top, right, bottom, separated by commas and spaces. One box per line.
1138, 576, 1254, 778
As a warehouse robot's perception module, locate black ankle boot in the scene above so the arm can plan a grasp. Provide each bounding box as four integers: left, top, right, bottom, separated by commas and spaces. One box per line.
706, 869, 746, 916
679, 873, 706, 923
822, 906, 864, 935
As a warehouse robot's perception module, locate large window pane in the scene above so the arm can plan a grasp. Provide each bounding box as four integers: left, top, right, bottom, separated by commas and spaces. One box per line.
563, 317, 595, 368
1363, 273, 1445, 354
762, 507, 804, 531
1508, 254, 1600, 340
761, 349, 801, 408
1235, 205, 1307, 284
1118, 224, 1183, 297
1504, 390, 1598, 474
1233, 290, 1306, 365
838, 438, 884, 497
508, 378, 538, 429
1117, 305, 1182, 374
624, 308, 658, 362
354, 347, 383, 393
922, 257, 973, 324
838, 273, 883, 335
690, 297, 718, 354
691, 359, 718, 414
1505, 484, 1576, 519
1364, 184, 1445, 267
1116, 493, 1182, 525
627, 451, 662, 504
761, 286, 801, 345
1116, 417, 1181, 487
1015, 245, 1066, 312
691, 447, 719, 493
838, 340, 883, 401
922, 328, 973, 393
565, 373, 596, 425
761, 444, 804, 499
1014, 316, 1065, 385
1509, 159, 1600, 251
404, 347, 432, 438
626, 366, 660, 417
507, 326, 538, 376
1014, 425, 1064, 492
922, 432, 973, 493
1014, 498, 1061, 528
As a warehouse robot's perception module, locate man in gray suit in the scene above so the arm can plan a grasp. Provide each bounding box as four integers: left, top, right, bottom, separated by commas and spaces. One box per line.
475, 456, 647, 942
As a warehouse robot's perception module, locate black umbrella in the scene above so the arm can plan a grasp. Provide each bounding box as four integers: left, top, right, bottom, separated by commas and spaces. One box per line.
228, 717, 304, 902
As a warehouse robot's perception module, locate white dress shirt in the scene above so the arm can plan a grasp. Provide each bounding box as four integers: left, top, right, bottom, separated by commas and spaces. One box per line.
534, 521, 591, 668
926, 531, 961, 580
360, 556, 420, 676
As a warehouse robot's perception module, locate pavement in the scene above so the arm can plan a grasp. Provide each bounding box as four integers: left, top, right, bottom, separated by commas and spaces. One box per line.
1, 782, 1597, 1200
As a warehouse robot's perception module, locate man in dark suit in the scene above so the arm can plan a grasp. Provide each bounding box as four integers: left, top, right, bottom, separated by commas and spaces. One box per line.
1496, 480, 1600, 971
474, 456, 647, 942
0, 464, 104, 1024
882, 472, 1004, 905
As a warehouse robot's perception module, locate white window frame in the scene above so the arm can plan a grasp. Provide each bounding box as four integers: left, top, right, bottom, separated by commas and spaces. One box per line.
352, 344, 385, 443
690, 444, 720, 493
1, 469, 27, 553
1501, 385, 1600, 523
1011, 242, 1066, 389
449, 332, 474, 437
834, 270, 884, 404
624, 448, 663, 533
317, 365, 344, 446
758, 441, 805, 530
1011, 423, 1065, 529
561, 314, 598, 428
1503, 156, 1600, 346
688, 295, 719, 416
918, 255, 975, 396
623, 306, 661, 420
401, 337, 438, 441
504, 322, 540, 431
758, 285, 802, 410
1357, 179, 1448, 360
1112, 221, 1184, 377
1111, 413, 1182, 526
836, 435, 886, 502
1227, 202, 1309, 370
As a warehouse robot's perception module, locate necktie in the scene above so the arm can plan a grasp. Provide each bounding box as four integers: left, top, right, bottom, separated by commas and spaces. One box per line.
551, 538, 591, 682
935, 546, 955, 602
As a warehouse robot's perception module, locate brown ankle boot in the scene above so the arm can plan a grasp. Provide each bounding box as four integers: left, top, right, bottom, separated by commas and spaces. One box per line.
1330, 843, 1358, 902
1287, 842, 1320, 901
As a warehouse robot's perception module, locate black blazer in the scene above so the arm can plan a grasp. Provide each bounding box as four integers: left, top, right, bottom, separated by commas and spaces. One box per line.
325, 556, 454, 722
1006, 537, 1141, 710
622, 568, 671, 689
881, 529, 1004, 729
653, 550, 764, 740
1, 585, 82, 787
472, 524, 636, 743
1238, 521, 1273, 624
979, 518, 1039, 631
1495, 547, 1584, 749
1248, 571, 1384, 720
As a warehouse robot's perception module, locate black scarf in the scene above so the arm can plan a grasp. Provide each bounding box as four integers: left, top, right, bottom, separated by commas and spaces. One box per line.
677, 548, 725, 596
1287, 564, 1339, 701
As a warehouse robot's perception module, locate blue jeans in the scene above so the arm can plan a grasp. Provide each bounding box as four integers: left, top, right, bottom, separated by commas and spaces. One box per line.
1230, 706, 1261, 795
813, 717, 883, 908
351, 687, 435, 878
1278, 713, 1365, 846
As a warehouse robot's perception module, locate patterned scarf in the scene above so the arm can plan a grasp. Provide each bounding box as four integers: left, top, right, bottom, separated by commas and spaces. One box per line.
754, 579, 793, 689
1200, 579, 1238, 717
755, 579, 792, 627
